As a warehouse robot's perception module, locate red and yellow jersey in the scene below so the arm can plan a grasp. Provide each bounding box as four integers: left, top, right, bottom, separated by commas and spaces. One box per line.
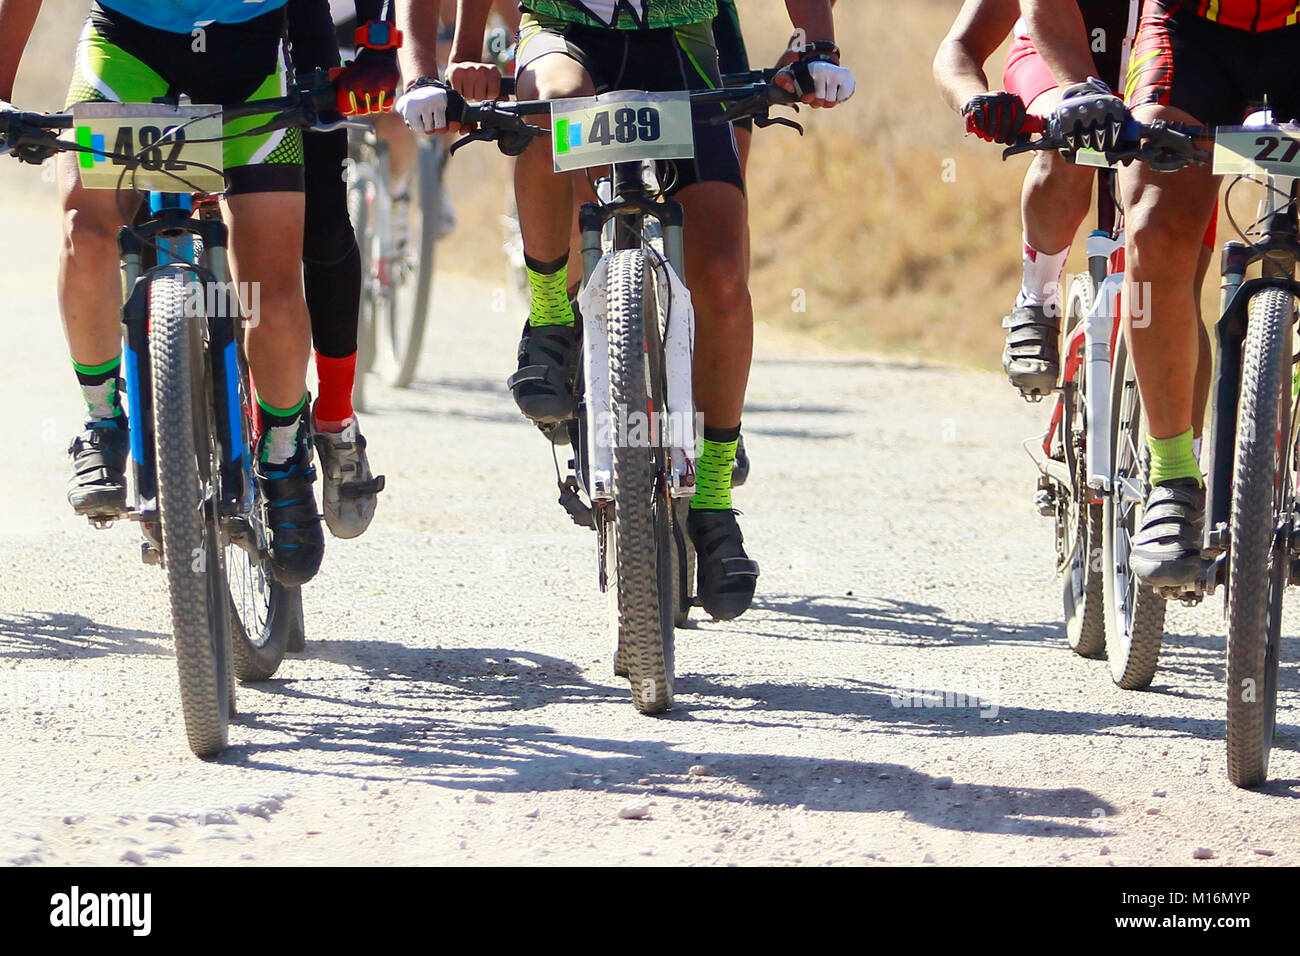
1181, 0, 1300, 30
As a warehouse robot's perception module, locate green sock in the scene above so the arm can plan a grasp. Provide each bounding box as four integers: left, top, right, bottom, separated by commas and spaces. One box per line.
526, 260, 576, 328
691, 436, 739, 511
1147, 428, 1203, 487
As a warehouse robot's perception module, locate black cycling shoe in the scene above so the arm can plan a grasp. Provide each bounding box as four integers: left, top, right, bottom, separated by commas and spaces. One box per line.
1130, 477, 1205, 589
731, 433, 750, 488
256, 441, 325, 588
507, 319, 580, 425
67, 422, 129, 521
1002, 304, 1061, 398
687, 508, 759, 621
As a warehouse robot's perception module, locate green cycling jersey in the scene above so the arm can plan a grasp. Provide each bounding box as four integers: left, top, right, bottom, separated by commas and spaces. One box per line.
521, 1, 719, 30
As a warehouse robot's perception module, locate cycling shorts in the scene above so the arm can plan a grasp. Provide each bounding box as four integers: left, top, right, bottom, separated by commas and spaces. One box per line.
515, 10, 743, 192
711, 0, 750, 131
64, 3, 303, 194
1126, 0, 1300, 126
1003, 1, 1132, 107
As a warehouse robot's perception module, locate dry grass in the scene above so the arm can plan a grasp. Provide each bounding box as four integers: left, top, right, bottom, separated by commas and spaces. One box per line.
10, 0, 1256, 369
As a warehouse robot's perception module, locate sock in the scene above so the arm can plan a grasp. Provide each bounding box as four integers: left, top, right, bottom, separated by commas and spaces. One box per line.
73, 356, 125, 426
257, 393, 308, 472
1015, 237, 1070, 312
314, 351, 356, 431
1148, 428, 1203, 487
525, 253, 576, 328
691, 425, 742, 511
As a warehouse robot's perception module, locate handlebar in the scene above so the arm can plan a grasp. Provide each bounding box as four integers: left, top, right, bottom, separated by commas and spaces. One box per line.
1003, 114, 1210, 172
0, 79, 351, 168
440, 68, 804, 157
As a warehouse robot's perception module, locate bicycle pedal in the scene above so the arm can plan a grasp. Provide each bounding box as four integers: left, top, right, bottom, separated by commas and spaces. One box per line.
87, 515, 117, 530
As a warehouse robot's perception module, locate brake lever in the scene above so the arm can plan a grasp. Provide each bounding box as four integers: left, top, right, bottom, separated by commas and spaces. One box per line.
448, 126, 500, 156
1002, 134, 1053, 160
754, 113, 803, 135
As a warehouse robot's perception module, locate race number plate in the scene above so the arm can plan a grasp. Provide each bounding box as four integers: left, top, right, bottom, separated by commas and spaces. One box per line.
1214, 125, 1300, 177
551, 91, 694, 173
72, 102, 225, 192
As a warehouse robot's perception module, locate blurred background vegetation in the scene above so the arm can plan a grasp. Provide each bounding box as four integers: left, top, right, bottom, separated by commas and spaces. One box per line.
8, 1, 1240, 370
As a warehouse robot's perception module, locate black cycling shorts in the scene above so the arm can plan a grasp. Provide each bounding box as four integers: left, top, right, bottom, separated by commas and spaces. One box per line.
1126, 0, 1300, 126
516, 10, 744, 193
712, 0, 750, 131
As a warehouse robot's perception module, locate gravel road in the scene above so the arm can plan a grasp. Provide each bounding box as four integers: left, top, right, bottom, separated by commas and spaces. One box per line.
1, 170, 1297, 868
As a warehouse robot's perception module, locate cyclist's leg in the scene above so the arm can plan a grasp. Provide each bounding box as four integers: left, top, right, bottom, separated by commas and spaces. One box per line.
1000, 37, 1094, 394
660, 20, 757, 619
192, 14, 325, 584
505, 14, 598, 423
59, 15, 163, 516
1118, 2, 1236, 586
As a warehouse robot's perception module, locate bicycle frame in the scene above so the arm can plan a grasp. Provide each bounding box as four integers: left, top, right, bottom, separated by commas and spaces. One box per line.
1028, 170, 1126, 496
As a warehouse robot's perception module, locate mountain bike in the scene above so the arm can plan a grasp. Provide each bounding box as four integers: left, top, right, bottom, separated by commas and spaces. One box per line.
1009, 118, 1205, 689
444, 70, 804, 714
0, 84, 341, 756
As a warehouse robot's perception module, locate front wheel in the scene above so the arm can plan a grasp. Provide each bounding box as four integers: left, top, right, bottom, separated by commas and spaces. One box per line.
607, 249, 675, 715
1102, 335, 1167, 689
1225, 287, 1294, 788
1060, 274, 1106, 658
149, 270, 232, 758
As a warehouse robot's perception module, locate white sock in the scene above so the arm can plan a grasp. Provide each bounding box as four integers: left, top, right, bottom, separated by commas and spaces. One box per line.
1014, 237, 1070, 313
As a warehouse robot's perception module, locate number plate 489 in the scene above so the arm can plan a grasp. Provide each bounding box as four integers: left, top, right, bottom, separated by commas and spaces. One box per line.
551, 91, 695, 173
1214, 125, 1300, 177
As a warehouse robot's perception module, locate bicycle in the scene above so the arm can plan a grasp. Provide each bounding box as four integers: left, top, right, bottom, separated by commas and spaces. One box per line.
443, 69, 805, 714
0, 83, 343, 756
1013, 113, 1300, 787
348, 125, 447, 399
1009, 118, 1206, 690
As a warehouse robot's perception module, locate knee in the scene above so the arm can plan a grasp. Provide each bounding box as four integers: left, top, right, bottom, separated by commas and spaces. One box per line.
61, 205, 120, 263
1126, 203, 1203, 275
690, 253, 750, 323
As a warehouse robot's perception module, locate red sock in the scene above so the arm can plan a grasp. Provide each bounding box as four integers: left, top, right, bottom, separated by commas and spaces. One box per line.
314, 351, 356, 431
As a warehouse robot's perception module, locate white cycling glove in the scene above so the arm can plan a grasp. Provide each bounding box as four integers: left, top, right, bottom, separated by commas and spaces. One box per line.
395, 84, 448, 134
806, 61, 856, 104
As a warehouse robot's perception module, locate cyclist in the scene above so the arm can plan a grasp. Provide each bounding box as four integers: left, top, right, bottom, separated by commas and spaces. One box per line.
287, 0, 396, 540
395, 0, 855, 621
0, 0, 385, 585
1026, 0, 1300, 587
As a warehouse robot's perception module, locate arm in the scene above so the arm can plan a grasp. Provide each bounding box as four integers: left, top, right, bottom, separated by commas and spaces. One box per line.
1021, 0, 1097, 88
397, 0, 442, 83
778, 0, 853, 108
445, 0, 498, 100
0, 0, 41, 102
933, 0, 1020, 114
491, 0, 519, 34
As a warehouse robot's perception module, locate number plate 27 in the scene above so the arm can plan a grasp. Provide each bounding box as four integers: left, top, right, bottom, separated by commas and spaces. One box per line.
1214, 125, 1300, 177
72, 102, 225, 192
551, 91, 694, 173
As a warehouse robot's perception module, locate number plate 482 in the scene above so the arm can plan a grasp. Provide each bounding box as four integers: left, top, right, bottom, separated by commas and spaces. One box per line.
1214, 125, 1300, 177
71, 102, 225, 192
551, 91, 695, 173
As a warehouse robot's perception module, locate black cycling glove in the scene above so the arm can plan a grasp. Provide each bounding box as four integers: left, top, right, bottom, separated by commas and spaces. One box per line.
962, 91, 1027, 145
1054, 77, 1130, 152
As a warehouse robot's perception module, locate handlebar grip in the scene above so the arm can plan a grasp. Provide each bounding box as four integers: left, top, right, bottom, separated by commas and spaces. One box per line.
1022, 114, 1045, 135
